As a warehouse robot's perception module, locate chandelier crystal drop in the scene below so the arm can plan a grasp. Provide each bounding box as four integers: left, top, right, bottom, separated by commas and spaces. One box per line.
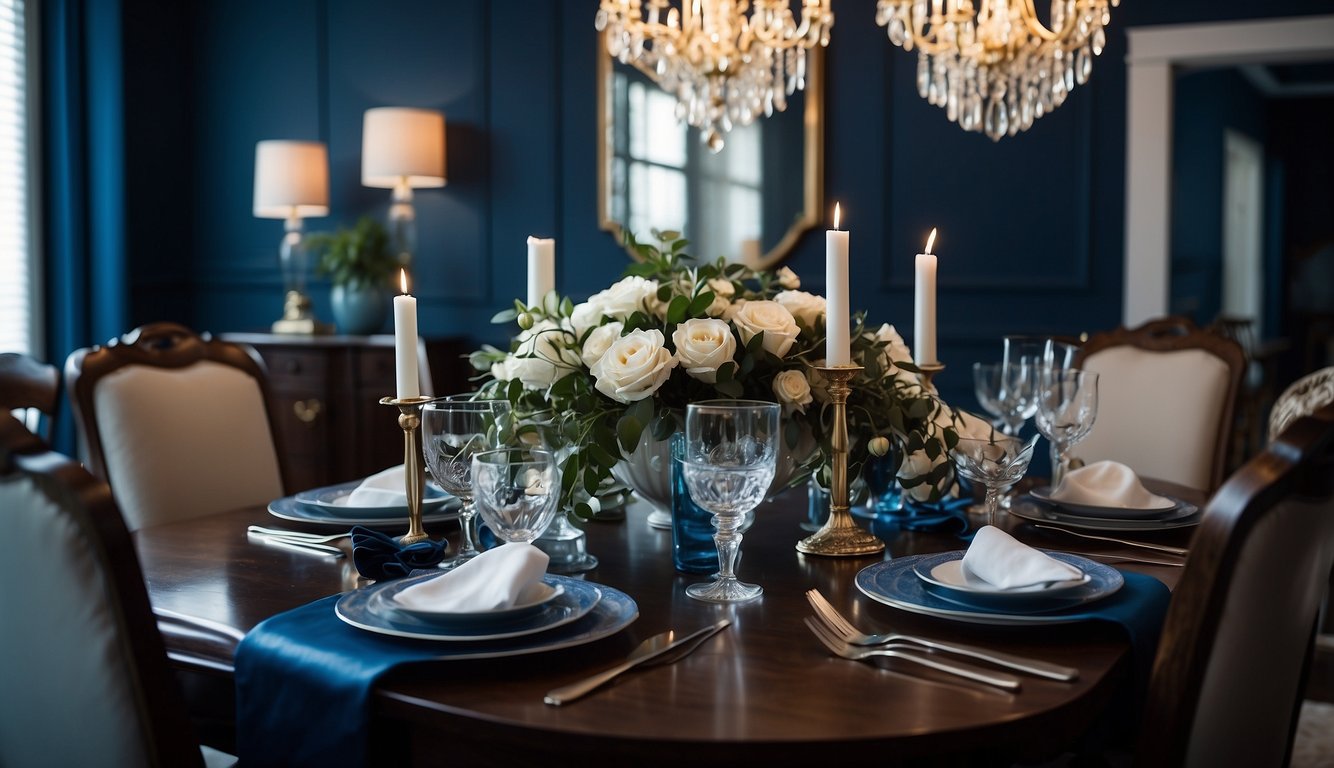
596, 0, 834, 152
875, 0, 1118, 141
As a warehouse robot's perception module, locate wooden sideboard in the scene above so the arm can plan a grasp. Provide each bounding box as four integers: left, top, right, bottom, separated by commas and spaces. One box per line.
221, 333, 471, 491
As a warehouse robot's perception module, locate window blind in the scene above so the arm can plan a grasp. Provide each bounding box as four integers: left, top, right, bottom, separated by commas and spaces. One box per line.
0, 0, 31, 355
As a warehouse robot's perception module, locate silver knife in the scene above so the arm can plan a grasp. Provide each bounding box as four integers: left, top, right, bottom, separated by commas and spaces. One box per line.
544, 619, 730, 706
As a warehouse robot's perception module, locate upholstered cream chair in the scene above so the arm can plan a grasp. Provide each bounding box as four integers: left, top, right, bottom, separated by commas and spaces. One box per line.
0, 414, 235, 767
1072, 317, 1245, 492
1270, 367, 1334, 442
1137, 403, 1334, 767
65, 323, 289, 531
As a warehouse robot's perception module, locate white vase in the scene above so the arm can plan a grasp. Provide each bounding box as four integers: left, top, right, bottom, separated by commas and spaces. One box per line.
613, 421, 818, 530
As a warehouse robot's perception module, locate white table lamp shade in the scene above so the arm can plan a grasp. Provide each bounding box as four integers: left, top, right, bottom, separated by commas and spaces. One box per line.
361, 107, 446, 188
253, 140, 330, 219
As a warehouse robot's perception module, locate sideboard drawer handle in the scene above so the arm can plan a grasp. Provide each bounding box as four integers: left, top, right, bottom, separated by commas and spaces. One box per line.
293, 399, 322, 424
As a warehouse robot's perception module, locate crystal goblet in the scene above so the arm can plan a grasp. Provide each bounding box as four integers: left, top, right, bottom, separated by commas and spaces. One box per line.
421, 396, 511, 569
1034, 368, 1099, 487
951, 434, 1039, 526
471, 447, 560, 545
681, 400, 780, 604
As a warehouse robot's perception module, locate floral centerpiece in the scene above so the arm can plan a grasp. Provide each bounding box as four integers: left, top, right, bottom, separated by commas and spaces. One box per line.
470, 233, 978, 519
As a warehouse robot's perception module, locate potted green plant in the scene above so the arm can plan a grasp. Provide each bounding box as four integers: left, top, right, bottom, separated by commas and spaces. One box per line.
309, 216, 399, 335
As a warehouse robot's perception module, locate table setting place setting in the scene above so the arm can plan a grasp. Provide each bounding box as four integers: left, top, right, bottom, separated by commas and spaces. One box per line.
809, 523, 1171, 697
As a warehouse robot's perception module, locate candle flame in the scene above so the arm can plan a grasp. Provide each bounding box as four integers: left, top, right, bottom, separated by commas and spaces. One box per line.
833, 202, 842, 231
399, 268, 409, 294
925, 228, 937, 256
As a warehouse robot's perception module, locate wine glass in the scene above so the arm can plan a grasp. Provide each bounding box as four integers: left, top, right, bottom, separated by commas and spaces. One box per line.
1034, 368, 1099, 487
471, 448, 560, 545
972, 361, 1038, 436
951, 434, 1039, 526
680, 400, 780, 604
523, 414, 600, 573
421, 397, 512, 569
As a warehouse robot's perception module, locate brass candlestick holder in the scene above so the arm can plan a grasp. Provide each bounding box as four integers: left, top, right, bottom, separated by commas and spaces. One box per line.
917, 361, 945, 393
797, 365, 885, 557
380, 395, 436, 545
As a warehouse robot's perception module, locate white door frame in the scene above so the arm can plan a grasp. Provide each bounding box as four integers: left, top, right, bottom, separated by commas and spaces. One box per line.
1122, 14, 1334, 326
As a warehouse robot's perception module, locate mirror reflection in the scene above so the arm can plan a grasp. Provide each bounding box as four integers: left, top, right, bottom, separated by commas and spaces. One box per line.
598, 52, 823, 269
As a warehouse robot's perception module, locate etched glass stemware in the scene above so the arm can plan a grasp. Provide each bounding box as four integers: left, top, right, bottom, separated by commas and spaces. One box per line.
1034, 368, 1099, 487
471, 448, 560, 545
681, 400, 780, 604
421, 397, 511, 569
951, 434, 1039, 526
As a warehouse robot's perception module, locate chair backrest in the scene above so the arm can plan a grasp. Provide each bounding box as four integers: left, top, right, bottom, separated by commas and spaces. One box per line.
1137, 403, 1334, 768
0, 352, 60, 439
1269, 367, 1334, 443
0, 414, 204, 768
1074, 316, 1246, 491
65, 322, 289, 531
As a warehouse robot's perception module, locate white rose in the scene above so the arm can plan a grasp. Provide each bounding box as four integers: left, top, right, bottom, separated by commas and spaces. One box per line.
776, 266, 800, 289
707, 277, 735, 298
898, 448, 948, 502
807, 363, 830, 404
731, 300, 800, 358
580, 321, 624, 368
508, 320, 581, 390
591, 329, 678, 403
772, 369, 813, 412
672, 318, 736, 383
588, 276, 660, 321
721, 297, 748, 322
871, 323, 914, 377
774, 290, 826, 329
570, 299, 608, 337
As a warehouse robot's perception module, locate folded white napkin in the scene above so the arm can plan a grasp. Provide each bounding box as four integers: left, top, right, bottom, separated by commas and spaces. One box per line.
961, 525, 1084, 590
1049, 460, 1172, 509
393, 543, 550, 613
344, 465, 407, 507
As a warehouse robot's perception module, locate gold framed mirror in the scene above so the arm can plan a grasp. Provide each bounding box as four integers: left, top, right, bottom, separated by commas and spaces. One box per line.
597, 48, 824, 269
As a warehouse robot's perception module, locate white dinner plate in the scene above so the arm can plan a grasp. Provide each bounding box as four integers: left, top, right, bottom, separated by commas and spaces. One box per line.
268, 496, 459, 527
294, 479, 454, 519
857, 552, 1124, 625
1009, 497, 1201, 532
1028, 485, 1177, 519
335, 575, 636, 654
913, 551, 1091, 598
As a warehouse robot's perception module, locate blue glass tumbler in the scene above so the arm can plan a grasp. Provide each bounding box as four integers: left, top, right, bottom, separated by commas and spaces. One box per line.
671, 432, 720, 574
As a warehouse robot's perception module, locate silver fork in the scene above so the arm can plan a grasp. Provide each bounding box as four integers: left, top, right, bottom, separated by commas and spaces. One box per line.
804, 617, 1022, 691
247, 526, 351, 544
806, 589, 1079, 682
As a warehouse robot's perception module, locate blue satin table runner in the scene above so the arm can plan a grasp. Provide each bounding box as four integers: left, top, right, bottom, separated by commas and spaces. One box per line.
234, 594, 446, 768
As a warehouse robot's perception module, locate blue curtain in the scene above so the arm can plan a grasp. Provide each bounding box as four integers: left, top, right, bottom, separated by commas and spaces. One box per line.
42, 0, 128, 454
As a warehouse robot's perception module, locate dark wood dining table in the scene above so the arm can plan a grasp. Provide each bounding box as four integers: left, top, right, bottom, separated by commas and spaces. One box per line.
134, 482, 1200, 767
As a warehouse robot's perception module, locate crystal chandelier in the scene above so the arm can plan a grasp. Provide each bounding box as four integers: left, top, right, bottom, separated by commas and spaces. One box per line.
875, 0, 1118, 141
595, 1, 834, 151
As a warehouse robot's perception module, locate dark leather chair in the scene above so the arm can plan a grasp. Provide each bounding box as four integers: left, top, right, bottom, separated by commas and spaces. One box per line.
0, 352, 59, 440
64, 322, 289, 530
1137, 402, 1334, 766
0, 414, 234, 766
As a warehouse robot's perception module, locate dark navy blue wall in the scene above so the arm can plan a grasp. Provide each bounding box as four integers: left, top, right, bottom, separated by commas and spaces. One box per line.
102, 0, 1334, 416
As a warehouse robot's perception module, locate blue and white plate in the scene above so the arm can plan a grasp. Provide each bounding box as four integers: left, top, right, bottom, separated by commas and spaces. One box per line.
1009, 497, 1200, 532
912, 551, 1092, 609
363, 575, 598, 640
294, 479, 454, 520
335, 576, 637, 656
857, 552, 1124, 626
388, 582, 565, 627
268, 495, 459, 528
1029, 485, 1177, 519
